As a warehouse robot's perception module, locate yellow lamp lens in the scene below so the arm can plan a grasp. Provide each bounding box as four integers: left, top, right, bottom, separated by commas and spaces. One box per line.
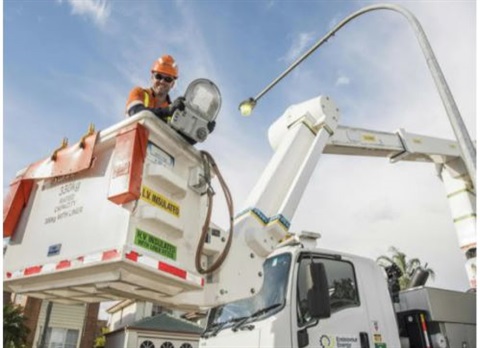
240, 103, 253, 116
239, 99, 255, 116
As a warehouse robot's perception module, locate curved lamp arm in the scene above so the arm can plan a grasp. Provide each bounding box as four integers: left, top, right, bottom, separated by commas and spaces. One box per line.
239, 3, 476, 188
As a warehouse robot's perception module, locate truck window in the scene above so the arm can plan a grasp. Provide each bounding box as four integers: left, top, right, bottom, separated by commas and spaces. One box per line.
297, 256, 359, 325
206, 253, 291, 330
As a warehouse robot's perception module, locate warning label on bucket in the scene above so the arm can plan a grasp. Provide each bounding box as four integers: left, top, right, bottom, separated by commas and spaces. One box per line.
141, 185, 180, 217
134, 228, 177, 260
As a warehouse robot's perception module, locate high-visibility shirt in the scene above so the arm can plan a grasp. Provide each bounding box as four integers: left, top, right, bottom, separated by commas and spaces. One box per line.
125, 87, 171, 116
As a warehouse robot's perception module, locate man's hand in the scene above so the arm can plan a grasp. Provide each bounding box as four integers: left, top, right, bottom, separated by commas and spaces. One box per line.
207, 121, 216, 133
152, 107, 170, 121
170, 96, 186, 113
153, 97, 185, 121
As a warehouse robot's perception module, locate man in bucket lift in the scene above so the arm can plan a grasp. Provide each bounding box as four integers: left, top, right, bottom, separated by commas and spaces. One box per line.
125, 54, 215, 144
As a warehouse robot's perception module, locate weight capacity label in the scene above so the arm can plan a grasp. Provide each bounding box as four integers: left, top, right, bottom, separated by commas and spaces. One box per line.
134, 228, 177, 260
44, 181, 84, 224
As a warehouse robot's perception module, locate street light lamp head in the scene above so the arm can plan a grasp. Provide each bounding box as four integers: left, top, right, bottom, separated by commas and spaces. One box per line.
239, 98, 257, 116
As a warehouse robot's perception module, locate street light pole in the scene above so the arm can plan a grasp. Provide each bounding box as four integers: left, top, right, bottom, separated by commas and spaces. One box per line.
239, 3, 476, 188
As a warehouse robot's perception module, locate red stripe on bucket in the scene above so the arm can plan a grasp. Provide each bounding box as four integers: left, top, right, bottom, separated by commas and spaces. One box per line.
102, 249, 120, 261
24, 266, 42, 276
126, 251, 139, 262
158, 262, 187, 279
56, 260, 71, 270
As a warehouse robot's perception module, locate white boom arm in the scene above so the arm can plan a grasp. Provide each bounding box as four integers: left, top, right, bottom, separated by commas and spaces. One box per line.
213, 93, 475, 303
245, 98, 475, 289
325, 125, 476, 289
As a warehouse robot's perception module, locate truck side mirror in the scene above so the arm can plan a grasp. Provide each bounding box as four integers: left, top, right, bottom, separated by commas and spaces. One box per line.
307, 262, 331, 319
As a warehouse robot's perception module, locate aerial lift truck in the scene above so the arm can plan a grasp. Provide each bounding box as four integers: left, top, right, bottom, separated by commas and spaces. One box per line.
3, 5, 476, 348
3, 87, 475, 347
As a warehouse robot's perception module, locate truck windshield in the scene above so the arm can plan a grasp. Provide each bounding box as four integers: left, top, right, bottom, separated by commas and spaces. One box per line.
206, 253, 291, 330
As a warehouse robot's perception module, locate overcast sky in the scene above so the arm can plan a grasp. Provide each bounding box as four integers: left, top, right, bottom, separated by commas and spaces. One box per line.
3, 0, 476, 319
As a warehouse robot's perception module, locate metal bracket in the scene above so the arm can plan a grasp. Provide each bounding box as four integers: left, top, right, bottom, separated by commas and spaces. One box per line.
50, 137, 69, 161
79, 123, 96, 149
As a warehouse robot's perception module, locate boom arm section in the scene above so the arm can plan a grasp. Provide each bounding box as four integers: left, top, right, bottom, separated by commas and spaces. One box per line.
238, 96, 340, 246
324, 126, 460, 164
224, 95, 475, 301
324, 125, 476, 289
232, 100, 475, 292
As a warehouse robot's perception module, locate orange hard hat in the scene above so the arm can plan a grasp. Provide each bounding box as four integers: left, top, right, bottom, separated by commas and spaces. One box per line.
151, 55, 179, 78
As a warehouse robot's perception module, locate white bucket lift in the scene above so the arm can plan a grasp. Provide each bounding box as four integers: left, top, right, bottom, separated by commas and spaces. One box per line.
4, 112, 222, 309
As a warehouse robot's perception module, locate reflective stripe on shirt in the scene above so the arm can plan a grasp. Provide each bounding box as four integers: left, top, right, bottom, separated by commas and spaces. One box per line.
143, 91, 150, 107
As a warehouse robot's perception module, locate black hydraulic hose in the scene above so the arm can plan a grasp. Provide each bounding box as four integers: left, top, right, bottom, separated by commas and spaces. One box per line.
195, 151, 234, 275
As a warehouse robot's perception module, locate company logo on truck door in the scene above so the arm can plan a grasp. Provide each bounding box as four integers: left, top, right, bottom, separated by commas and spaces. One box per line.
141, 185, 180, 217
319, 334, 360, 348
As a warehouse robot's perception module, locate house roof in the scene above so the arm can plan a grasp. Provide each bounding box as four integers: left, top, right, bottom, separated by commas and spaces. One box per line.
125, 313, 204, 335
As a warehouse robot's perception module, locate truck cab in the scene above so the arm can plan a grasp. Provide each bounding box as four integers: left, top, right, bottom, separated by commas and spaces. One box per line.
201, 231, 476, 348
200, 233, 401, 348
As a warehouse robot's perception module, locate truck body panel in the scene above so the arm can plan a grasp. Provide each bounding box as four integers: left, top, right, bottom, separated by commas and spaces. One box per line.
396, 287, 476, 348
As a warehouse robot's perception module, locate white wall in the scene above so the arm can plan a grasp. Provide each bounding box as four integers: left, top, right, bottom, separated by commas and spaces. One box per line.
134, 331, 200, 348
109, 301, 140, 331
33, 301, 86, 348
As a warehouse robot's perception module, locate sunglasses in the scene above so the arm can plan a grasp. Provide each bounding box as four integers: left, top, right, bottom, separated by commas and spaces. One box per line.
153, 73, 175, 83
